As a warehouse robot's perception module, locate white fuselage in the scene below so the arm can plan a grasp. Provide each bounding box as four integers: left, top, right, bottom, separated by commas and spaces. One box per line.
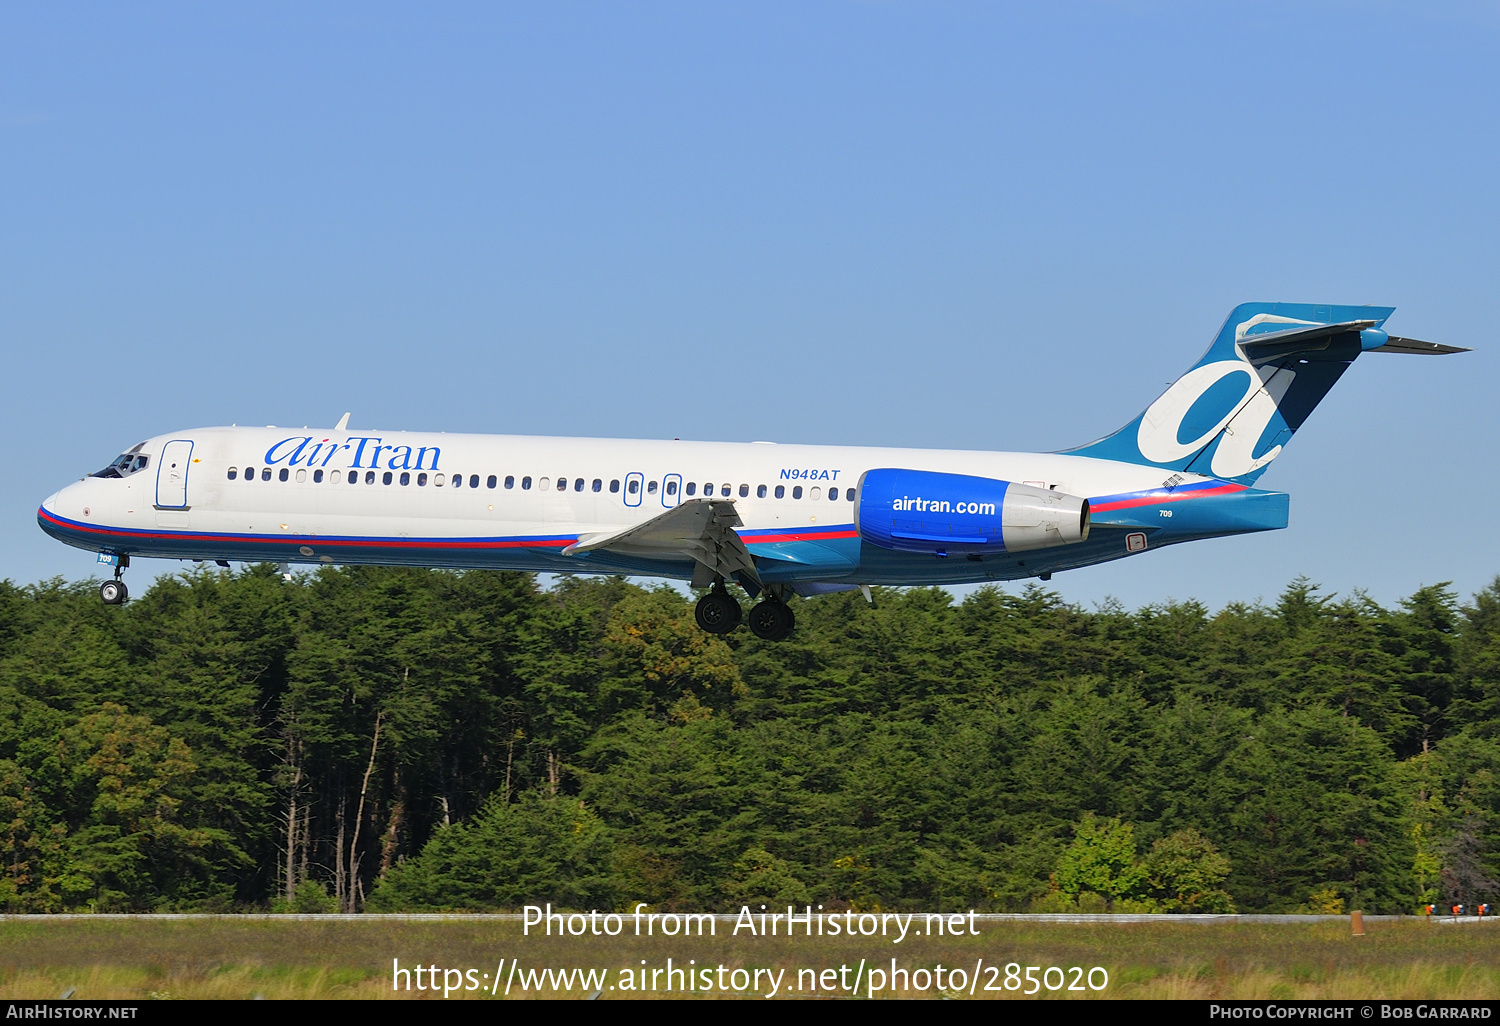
38, 424, 1250, 587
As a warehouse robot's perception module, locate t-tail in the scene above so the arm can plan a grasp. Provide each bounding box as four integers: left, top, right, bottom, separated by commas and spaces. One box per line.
1064, 302, 1467, 485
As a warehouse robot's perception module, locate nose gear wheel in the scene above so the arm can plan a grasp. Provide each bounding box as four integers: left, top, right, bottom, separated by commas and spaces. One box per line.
98, 554, 129, 605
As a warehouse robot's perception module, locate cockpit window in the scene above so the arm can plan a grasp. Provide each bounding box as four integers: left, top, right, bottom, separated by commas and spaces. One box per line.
91, 452, 150, 479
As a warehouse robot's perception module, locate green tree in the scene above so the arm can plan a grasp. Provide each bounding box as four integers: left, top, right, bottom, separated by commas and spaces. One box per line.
599, 586, 743, 721
724, 846, 809, 908
1453, 577, 1500, 735
0, 758, 63, 911
51, 703, 246, 910
367, 790, 615, 910
1052, 813, 1145, 904
1389, 585, 1460, 756
1212, 706, 1407, 912
1142, 828, 1235, 912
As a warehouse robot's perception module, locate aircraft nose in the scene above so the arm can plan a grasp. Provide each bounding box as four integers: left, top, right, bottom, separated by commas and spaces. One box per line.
37, 480, 94, 548
40, 479, 87, 520
41, 479, 81, 512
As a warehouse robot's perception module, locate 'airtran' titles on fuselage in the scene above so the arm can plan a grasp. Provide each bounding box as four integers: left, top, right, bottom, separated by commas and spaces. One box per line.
263, 436, 443, 472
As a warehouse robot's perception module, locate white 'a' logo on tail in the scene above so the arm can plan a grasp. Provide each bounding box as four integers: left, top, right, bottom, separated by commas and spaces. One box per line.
1136, 314, 1311, 478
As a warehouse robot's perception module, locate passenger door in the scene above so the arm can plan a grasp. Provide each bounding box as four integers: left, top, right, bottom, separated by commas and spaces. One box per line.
155, 439, 194, 509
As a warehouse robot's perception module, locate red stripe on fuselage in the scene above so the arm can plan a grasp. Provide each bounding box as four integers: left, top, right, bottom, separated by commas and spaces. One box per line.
742, 529, 859, 544
37, 509, 577, 550
38, 508, 859, 552
1088, 483, 1247, 513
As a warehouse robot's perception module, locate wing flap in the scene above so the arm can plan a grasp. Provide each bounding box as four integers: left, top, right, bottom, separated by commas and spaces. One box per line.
563, 498, 761, 585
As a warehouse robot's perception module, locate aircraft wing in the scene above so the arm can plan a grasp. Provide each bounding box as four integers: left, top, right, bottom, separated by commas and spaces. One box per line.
562, 498, 761, 586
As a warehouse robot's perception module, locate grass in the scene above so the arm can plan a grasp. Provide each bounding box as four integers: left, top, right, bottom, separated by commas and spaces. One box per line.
0, 916, 1498, 999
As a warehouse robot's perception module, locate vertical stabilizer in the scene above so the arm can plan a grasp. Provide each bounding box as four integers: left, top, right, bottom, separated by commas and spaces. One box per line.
1065, 302, 1398, 485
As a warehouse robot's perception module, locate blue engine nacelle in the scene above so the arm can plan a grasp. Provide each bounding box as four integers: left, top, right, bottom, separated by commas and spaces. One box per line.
855, 468, 1091, 555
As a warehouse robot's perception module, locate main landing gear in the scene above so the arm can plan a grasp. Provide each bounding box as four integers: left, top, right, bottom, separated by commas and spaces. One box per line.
746, 597, 795, 641
99, 555, 130, 605
694, 585, 742, 635
693, 581, 796, 641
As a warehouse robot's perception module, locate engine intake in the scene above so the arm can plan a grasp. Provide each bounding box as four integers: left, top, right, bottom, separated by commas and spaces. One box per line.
856, 468, 1090, 555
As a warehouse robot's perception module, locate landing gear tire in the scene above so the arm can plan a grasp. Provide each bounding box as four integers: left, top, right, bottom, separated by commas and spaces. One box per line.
748, 600, 795, 641
695, 591, 742, 634
99, 580, 128, 605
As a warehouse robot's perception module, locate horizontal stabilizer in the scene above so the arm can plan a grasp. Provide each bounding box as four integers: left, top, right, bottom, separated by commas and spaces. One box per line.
1370, 336, 1471, 356
1237, 320, 1375, 366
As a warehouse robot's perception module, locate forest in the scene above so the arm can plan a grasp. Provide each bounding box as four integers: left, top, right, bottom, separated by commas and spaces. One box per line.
0, 564, 1497, 916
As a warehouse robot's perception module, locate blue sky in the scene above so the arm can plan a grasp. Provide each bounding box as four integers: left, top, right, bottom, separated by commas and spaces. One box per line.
3, 1, 1496, 613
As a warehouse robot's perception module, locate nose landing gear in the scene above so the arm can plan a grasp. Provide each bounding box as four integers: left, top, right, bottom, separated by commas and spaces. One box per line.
99, 554, 129, 605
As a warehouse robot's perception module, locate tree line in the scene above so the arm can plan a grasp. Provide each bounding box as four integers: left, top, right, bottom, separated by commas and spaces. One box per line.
0, 565, 1496, 914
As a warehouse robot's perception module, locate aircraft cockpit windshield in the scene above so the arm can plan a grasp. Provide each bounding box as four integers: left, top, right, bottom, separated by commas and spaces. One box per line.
91, 445, 150, 479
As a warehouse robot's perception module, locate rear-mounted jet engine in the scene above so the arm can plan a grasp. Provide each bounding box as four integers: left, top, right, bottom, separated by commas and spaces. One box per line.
855, 468, 1090, 555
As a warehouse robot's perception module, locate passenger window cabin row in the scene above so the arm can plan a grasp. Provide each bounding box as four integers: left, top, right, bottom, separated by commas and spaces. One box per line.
225, 466, 854, 501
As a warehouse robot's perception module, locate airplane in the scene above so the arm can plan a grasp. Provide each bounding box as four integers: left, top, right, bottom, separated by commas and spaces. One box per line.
38, 302, 1465, 641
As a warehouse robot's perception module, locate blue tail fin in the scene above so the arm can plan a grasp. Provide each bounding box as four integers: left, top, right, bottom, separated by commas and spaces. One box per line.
1065, 302, 1399, 485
